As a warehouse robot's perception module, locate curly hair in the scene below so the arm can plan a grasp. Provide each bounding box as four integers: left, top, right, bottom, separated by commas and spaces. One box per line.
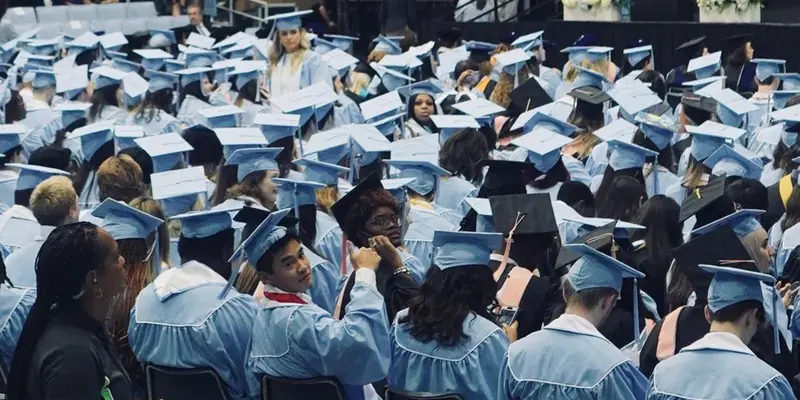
439, 128, 489, 184
97, 154, 146, 203
399, 265, 498, 346
134, 88, 175, 121
342, 188, 400, 248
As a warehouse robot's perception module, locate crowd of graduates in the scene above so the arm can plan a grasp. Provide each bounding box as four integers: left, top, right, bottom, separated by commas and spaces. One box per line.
2, 5, 800, 399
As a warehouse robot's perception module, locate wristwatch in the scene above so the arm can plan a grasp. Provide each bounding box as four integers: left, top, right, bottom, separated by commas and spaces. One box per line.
393, 267, 411, 277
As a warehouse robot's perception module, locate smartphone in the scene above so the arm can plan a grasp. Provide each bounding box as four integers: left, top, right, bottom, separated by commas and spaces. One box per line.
497, 306, 518, 326
463, 70, 480, 87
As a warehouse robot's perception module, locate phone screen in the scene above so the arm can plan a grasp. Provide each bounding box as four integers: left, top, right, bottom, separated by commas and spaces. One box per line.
497, 306, 518, 326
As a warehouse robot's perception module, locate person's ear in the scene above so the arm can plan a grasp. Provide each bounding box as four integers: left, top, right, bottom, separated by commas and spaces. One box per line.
69, 206, 79, 222
704, 305, 712, 324
256, 270, 271, 285
639, 196, 646, 208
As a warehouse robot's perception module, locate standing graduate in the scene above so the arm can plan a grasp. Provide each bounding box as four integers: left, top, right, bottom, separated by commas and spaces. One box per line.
722, 34, 756, 95
497, 244, 648, 399
266, 11, 331, 98
665, 37, 706, 94
243, 209, 389, 400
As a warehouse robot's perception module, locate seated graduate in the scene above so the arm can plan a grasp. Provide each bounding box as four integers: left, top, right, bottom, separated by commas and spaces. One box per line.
0, 241, 36, 381
5, 176, 78, 288
497, 244, 648, 399
434, 127, 486, 224
646, 264, 794, 399
68, 122, 116, 210
244, 209, 389, 400
17, 69, 58, 134
666, 37, 706, 94
128, 203, 259, 400
2, 163, 70, 221
330, 173, 419, 321
125, 69, 182, 136
174, 67, 214, 124
388, 230, 512, 400
398, 81, 442, 139
0, 124, 28, 209
229, 62, 270, 127
215, 147, 282, 209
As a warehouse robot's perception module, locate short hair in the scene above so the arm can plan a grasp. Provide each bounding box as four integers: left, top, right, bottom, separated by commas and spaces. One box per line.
29, 176, 77, 226
726, 177, 768, 211
341, 188, 400, 247
186, 0, 202, 10
710, 300, 765, 324
97, 154, 146, 203
562, 279, 618, 310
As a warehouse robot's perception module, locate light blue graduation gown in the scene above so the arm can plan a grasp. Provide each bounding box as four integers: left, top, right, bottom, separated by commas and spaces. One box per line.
178, 94, 212, 127
645, 166, 679, 197
404, 205, 456, 269
268, 50, 331, 94
333, 93, 365, 126
239, 99, 270, 128
498, 314, 648, 399
434, 176, 477, 226
646, 332, 794, 400
78, 170, 100, 210
389, 309, 508, 400
399, 249, 428, 284
304, 244, 346, 315
246, 269, 390, 400
126, 110, 182, 136
554, 81, 573, 101
664, 181, 687, 205
314, 210, 346, 270
91, 105, 128, 125
0, 284, 35, 376
677, 147, 691, 177
4, 225, 54, 288
0, 170, 17, 209
128, 261, 259, 400
760, 163, 783, 188
562, 154, 591, 187
746, 97, 771, 147
539, 68, 563, 100
585, 142, 609, 178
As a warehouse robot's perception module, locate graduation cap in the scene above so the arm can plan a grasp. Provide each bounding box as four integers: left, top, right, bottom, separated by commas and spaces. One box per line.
7, 163, 70, 191
133, 49, 173, 71
150, 166, 207, 217
114, 125, 144, 151
186, 33, 216, 50
512, 128, 572, 173
323, 48, 359, 78
145, 70, 178, 93
677, 174, 729, 223
25, 39, 60, 56
465, 40, 495, 63
270, 87, 318, 127
99, 32, 128, 52
384, 159, 450, 196
775, 73, 800, 91
304, 127, 351, 165
687, 51, 722, 79
771, 90, 800, 111
634, 113, 675, 151
197, 105, 243, 129
397, 79, 443, 101
294, 158, 348, 186
184, 48, 218, 69
170, 203, 242, 239
452, 98, 506, 122
149, 29, 177, 47
607, 80, 661, 122
479, 159, 540, 193
121, 72, 149, 108
572, 66, 611, 90
712, 88, 758, 128
91, 198, 163, 241
586, 46, 613, 63
371, 62, 415, 91
224, 147, 281, 182
31, 69, 56, 89
134, 133, 193, 173
67, 121, 114, 161
570, 86, 610, 121
691, 209, 765, 239
555, 221, 617, 270
681, 92, 717, 124
686, 120, 746, 161
683, 76, 726, 93
0, 215, 41, 251
55, 65, 88, 100
494, 48, 530, 77
111, 59, 141, 74
752, 58, 785, 83
703, 145, 762, 180
489, 193, 557, 237
348, 125, 392, 173
273, 178, 326, 223
65, 32, 100, 56
509, 77, 552, 116
723, 33, 752, 56
253, 113, 300, 144
465, 197, 494, 233
373, 35, 403, 55
314, 37, 340, 55
325, 34, 359, 52
624, 44, 653, 69
607, 140, 658, 171
360, 90, 403, 122
511, 30, 544, 50
0, 124, 25, 153
330, 171, 383, 228
54, 102, 91, 127
207, 126, 262, 160
165, 59, 185, 73
381, 177, 417, 206
431, 231, 504, 269
593, 118, 638, 144
676, 36, 706, 66
429, 115, 481, 144
512, 110, 577, 136
91, 66, 126, 90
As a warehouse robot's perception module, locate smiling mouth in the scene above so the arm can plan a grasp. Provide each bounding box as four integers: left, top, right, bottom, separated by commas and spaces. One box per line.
299, 274, 311, 283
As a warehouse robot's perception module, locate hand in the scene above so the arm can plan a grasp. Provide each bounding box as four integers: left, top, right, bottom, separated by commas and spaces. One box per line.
503, 321, 519, 343
370, 235, 403, 271
333, 76, 344, 94
778, 281, 795, 308
348, 241, 381, 271
455, 69, 474, 87
260, 81, 270, 101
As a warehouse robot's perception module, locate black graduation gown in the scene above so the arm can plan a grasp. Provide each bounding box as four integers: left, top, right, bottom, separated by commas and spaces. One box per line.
337, 261, 418, 323
763, 175, 797, 231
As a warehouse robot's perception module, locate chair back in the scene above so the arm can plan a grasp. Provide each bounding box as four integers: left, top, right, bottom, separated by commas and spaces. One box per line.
4, 7, 37, 25
145, 364, 229, 400
66, 4, 99, 22
386, 389, 464, 400
261, 376, 346, 400
34, 6, 69, 23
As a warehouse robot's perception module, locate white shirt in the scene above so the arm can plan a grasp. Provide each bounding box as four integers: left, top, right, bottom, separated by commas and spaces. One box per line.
270, 56, 302, 98
196, 23, 211, 37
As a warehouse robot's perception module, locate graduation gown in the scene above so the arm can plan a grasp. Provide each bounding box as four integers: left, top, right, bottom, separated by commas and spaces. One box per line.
268, 50, 331, 96
128, 261, 260, 400
0, 284, 35, 374
305, 244, 346, 315
647, 332, 794, 400
246, 271, 390, 400
404, 204, 456, 269
402, 119, 433, 140
4, 225, 56, 288
314, 210, 347, 271
333, 94, 364, 126
388, 310, 509, 400
645, 165, 680, 197
0, 169, 17, 208
126, 110, 182, 136
177, 94, 212, 127
434, 176, 478, 226
336, 257, 418, 323
498, 314, 648, 399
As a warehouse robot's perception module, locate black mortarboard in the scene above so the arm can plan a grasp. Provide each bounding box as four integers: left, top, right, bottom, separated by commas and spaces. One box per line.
554, 221, 617, 270
353, 61, 378, 78
671, 224, 755, 302
509, 77, 551, 116
666, 92, 682, 110
437, 28, 463, 45
28, 146, 72, 171
676, 36, 706, 66
234, 205, 298, 238
569, 86, 610, 105
331, 171, 384, 228
736, 62, 757, 94
647, 102, 672, 116
679, 174, 729, 223
681, 92, 717, 124
479, 159, 540, 193
489, 193, 558, 236
723, 33, 753, 56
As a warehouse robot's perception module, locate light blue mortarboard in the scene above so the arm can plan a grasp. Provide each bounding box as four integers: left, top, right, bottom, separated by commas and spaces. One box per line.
111, 59, 141, 74
703, 145, 762, 180
184, 48, 218, 69
174, 67, 211, 86
349, 124, 392, 167
686, 121, 746, 161
165, 59, 185, 73
432, 231, 503, 270
593, 118, 638, 144
429, 115, 481, 144
305, 127, 351, 165
373, 35, 402, 55
687, 51, 722, 79
379, 54, 423, 75
221, 42, 254, 60
515, 111, 577, 136
66, 32, 99, 56
55, 65, 88, 99
99, 32, 128, 52
121, 73, 149, 108
135, 133, 193, 173
624, 45, 653, 68
133, 49, 174, 71
771, 90, 800, 110
114, 125, 144, 151
607, 139, 658, 171
312, 86, 340, 122
253, 113, 300, 143
150, 166, 207, 217
144, 69, 178, 92
67, 121, 114, 161
274, 178, 327, 223
511, 128, 572, 173
105, 50, 127, 61
371, 62, 415, 91
452, 98, 506, 125
511, 30, 544, 50
7, 163, 69, 191
572, 66, 610, 90
370, 112, 404, 137
224, 147, 282, 182
91, 198, 163, 241
53, 102, 91, 127
271, 88, 318, 127
91, 66, 126, 90
229, 61, 264, 91
586, 46, 613, 63
713, 88, 758, 128
752, 58, 785, 82
494, 48, 530, 76
699, 263, 781, 354
691, 209, 765, 239
635, 113, 675, 151
607, 80, 661, 121
293, 158, 348, 186
0, 124, 25, 153
25, 39, 60, 56
325, 34, 358, 52
560, 46, 592, 64
465, 197, 495, 233
774, 73, 800, 91
773, 114, 800, 147
266, 10, 313, 32
397, 80, 443, 101
313, 37, 338, 55
149, 29, 176, 46
384, 159, 450, 196
322, 49, 358, 78
214, 127, 268, 159
171, 202, 242, 239
683, 76, 726, 93
197, 105, 243, 129
360, 91, 404, 122
186, 33, 216, 50
382, 177, 416, 206
31, 69, 56, 89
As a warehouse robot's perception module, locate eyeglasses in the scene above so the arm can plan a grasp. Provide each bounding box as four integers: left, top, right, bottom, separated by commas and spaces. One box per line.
366, 214, 401, 229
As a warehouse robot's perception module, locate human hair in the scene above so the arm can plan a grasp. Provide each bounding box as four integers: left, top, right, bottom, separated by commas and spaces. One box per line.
235, 80, 261, 106
6, 89, 26, 123
623, 54, 652, 75
97, 154, 146, 203
89, 83, 120, 121
14, 188, 33, 208
316, 186, 338, 215
595, 166, 646, 209
268, 29, 312, 68
225, 170, 273, 208
0, 144, 21, 168
180, 80, 209, 105
557, 181, 596, 217
439, 128, 489, 184
72, 139, 115, 204
453, 59, 479, 84
6, 223, 111, 399
637, 71, 667, 100
406, 93, 439, 130
562, 279, 618, 310
596, 175, 647, 221
781, 185, 800, 233
341, 188, 400, 248
29, 176, 77, 226
399, 265, 497, 346
529, 158, 570, 190
129, 197, 171, 269
186, 1, 202, 12
741, 228, 770, 273
710, 299, 765, 324
253, 231, 298, 274
295, 204, 318, 250
53, 118, 87, 149
177, 228, 235, 279
488, 72, 514, 108
118, 146, 153, 185
268, 136, 296, 178
725, 178, 767, 211
633, 129, 675, 173
683, 156, 710, 194
28, 146, 73, 171
725, 45, 749, 68
182, 125, 222, 174
135, 88, 175, 121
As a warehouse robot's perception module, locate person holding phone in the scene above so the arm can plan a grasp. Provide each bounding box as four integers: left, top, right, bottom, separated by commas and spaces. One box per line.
387, 231, 517, 400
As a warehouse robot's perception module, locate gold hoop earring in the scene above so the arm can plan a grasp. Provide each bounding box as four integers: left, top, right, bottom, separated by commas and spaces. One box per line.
94, 287, 103, 299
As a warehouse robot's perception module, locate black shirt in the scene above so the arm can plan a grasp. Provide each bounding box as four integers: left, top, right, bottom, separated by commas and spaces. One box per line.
26, 305, 133, 400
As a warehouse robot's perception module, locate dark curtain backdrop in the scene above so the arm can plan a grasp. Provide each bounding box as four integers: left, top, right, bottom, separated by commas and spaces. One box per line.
417, 21, 800, 74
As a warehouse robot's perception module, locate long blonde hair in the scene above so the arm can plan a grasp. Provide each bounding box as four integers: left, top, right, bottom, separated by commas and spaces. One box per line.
489, 72, 513, 108
268, 29, 313, 72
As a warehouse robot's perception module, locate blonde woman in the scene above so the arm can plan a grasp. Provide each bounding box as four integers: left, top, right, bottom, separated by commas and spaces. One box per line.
267, 11, 331, 98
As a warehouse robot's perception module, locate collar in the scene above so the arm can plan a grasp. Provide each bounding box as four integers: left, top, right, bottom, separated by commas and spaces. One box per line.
38, 225, 57, 240
27, 98, 50, 111
153, 261, 226, 301
681, 173, 710, 186
681, 331, 755, 356
544, 313, 609, 342
4, 205, 35, 221
262, 283, 313, 304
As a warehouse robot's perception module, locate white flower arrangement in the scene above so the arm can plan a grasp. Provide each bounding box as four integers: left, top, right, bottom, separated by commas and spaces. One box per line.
563, 0, 620, 11
697, 0, 760, 11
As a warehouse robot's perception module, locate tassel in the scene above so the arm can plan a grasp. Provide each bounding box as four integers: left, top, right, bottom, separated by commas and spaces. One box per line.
340, 233, 348, 276
773, 287, 781, 354
495, 212, 526, 280
633, 278, 641, 345
219, 251, 244, 299
296, 127, 305, 157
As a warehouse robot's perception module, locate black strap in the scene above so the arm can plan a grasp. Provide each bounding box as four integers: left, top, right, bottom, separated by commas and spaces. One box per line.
496, 262, 516, 290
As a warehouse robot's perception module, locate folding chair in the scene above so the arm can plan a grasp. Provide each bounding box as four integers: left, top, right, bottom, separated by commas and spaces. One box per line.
96, 3, 128, 20
261, 376, 346, 400
123, 18, 149, 35
3, 7, 37, 24
66, 4, 99, 21
386, 390, 464, 400
145, 364, 229, 400
145, 16, 175, 32
34, 6, 69, 23
126, 2, 159, 18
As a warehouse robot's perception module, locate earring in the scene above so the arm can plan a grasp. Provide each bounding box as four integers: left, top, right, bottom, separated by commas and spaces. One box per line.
94, 287, 103, 299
